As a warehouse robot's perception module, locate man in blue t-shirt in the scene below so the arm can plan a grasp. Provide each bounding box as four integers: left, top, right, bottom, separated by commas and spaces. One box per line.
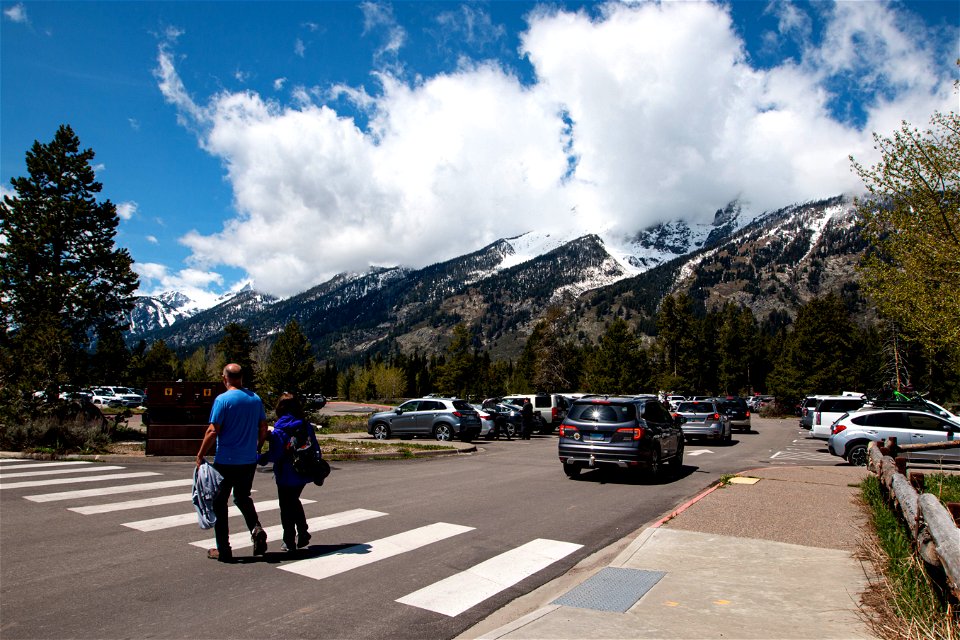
196, 363, 268, 562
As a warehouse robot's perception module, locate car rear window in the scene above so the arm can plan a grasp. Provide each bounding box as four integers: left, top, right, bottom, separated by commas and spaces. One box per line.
720, 400, 747, 411
568, 403, 636, 423
534, 396, 550, 408
452, 400, 474, 411
819, 398, 864, 412
677, 402, 714, 413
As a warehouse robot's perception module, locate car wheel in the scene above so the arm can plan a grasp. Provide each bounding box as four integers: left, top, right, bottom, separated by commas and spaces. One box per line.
847, 443, 869, 467
505, 424, 517, 438
372, 423, 390, 440
434, 424, 453, 441
564, 464, 581, 478
647, 447, 662, 479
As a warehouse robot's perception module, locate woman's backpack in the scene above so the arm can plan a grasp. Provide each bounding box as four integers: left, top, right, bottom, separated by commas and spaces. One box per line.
289, 426, 331, 486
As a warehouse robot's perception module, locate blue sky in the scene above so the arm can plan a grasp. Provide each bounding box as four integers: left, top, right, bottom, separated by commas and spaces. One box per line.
2, 1, 957, 304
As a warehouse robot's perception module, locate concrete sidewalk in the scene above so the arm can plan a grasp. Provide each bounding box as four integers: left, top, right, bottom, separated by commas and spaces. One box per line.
461, 465, 877, 640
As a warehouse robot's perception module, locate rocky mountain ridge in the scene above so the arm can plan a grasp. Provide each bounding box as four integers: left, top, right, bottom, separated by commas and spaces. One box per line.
128, 195, 864, 360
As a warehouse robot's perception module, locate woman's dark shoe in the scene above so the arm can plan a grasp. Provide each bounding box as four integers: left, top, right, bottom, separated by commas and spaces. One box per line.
251, 525, 268, 556
297, 531, 312, 548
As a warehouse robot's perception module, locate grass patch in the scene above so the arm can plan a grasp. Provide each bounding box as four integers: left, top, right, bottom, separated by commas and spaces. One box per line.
309, 413, 369, 434
858, 475, 959, 639
317, 437, 449, 460
922, 474, 960, 505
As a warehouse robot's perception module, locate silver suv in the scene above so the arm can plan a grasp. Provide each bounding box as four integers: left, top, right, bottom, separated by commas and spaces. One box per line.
367, 398, 481, 442
828, 408, 960, 466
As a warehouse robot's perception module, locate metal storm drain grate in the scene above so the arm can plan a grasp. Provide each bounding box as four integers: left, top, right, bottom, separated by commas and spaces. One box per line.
552, 567, 666, 612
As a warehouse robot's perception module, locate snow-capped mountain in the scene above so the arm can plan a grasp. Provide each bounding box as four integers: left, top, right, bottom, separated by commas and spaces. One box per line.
129, 195, 865, 359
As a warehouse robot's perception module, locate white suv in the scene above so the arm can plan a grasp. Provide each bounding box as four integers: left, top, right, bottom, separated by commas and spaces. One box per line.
501, 393, 570, 434
811, 394, 866, 439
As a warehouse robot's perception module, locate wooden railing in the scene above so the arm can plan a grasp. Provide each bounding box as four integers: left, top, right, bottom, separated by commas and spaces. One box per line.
867, 440, 960, 600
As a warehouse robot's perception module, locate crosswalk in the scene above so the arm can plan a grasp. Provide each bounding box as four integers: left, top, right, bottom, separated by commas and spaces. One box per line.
769, 432, 837, 464
0, 458, 582, 618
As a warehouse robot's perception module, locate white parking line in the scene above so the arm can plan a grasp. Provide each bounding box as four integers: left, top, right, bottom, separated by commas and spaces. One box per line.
189, 508, 389, 550
396, 538, 583, 616
279, 522, 475, 580
25, 478, 192, 502
0, 465, 126, 479
1, 472, 160, 490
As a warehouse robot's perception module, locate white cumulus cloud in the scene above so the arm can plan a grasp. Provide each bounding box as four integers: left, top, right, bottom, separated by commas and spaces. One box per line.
3, 3, 27, 24
116, 201, 138, 221
156, 0, 957, 299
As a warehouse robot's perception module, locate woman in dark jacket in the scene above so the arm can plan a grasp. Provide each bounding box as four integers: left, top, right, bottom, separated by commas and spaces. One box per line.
258, 393, 317, 552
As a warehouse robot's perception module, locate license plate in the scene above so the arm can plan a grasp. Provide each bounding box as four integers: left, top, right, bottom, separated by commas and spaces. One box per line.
589, 432, 604, 441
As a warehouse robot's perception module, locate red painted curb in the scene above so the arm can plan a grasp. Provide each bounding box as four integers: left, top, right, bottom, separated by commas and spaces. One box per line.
651, 482, 722, 528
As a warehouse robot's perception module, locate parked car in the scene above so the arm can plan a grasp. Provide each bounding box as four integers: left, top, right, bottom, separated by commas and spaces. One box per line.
501, 393, 570, 433
828, 409, 960, 466
811, 394, 866, 439
557, 396, 684, 479
478, 401, 523, 439
747, 395, 774, 411
718, 397, 751, 432
799, 395, 825, 430
470, 404, 495, 439
89, 388, 123, 408
367, 397, 481, 442
673, 400, 731, 443
666, 395, 686, 410
100, 386, 144, 407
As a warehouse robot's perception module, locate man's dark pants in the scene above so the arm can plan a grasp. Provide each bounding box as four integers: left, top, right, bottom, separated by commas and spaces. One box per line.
212, 462, 260, 552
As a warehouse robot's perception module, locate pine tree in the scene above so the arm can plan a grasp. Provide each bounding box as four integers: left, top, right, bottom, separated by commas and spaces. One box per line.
261, 320, 315, 401
215, 323, 257, 386
0, 125, 138, 396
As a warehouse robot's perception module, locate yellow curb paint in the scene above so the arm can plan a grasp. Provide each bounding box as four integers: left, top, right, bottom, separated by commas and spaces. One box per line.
664, 601, 680, 607
714, 600, 731, 605
728, 477, 760, 485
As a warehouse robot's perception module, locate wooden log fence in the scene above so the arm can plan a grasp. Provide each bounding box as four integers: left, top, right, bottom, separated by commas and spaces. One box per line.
867, 441, 960, 600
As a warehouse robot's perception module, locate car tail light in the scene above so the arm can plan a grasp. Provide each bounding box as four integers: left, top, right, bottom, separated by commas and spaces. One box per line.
453, 411, 465, 418
671, 412, 679, 419
552, 407, 559, 421
745, 411, 751, 418
559, 424, 578, 437
616, 427, 645, 440
832, 424, 846, 435
712, 413, 720, 420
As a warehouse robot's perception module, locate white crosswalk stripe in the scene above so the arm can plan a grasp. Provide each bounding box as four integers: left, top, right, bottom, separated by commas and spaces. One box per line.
123, 498, 314, 532
189, 508, 388, 551
0, 465, 126, 479
25, 478, 193, 502
280, 522, 475, 580
0, 472, 160, 490
70, 492, 197, 514
0, 460, 93, 470
396, 538, 583, 616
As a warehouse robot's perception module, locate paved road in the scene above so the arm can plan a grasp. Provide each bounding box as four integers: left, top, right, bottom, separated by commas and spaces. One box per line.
0, 417, 840, 639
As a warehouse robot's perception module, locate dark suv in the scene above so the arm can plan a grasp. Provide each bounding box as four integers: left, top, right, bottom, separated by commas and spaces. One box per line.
719, 397, 751, 432
558, 397, 684, 479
